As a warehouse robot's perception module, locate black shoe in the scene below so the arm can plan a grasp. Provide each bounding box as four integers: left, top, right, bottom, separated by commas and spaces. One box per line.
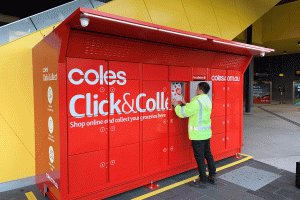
207, 176, 217, 184
188, 179, 206, 188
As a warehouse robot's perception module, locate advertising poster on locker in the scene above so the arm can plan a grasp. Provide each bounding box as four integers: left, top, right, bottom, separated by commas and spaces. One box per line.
253, 81, 271, 103
171, 82, 184, 103
293, 81, 300, 105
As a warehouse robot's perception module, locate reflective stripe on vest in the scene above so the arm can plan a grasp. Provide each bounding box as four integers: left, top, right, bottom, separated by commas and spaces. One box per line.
188, 99, 211, 131
181, 106, 186, 117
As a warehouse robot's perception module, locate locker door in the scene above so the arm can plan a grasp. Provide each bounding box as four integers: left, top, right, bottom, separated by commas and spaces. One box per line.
142, 81, 169, 141
109, 143, 139, 182
227, 70, 241, 99
108, 61, 140, 80
169, 108, 188, 136
226, 98, 240, 115
68, 150, 107, 194
226, 130, 240, 149
210, 133, 225, 155
211, 116, 225, 135
108, 112, 139, 148
169, 134, 191, 166
67, 76, 109, 118
143, 64, 168, 81
212, 82, 226, 100
211, 99, 225, 117
143, 137, 168, 173
169, 66, 190, 81
226, 114, 240, 132
108, 80, 140, 115
68, 115, 108, 155
227, 82, 240, 99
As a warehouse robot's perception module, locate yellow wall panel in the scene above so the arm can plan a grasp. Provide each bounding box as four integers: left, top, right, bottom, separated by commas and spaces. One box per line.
253, 17, 263, 44
287, 1, 300, 39
181, 0, 221, 38
0, 114, 35, 183
271, 3, 291, 41
95, 0, 152, 23
235, 30, 246, 42
236, 0, 280, 31
0, 31, 43, 158
262, 9, 273, 42
211, 0, 242, 40
143, 0, 191, 31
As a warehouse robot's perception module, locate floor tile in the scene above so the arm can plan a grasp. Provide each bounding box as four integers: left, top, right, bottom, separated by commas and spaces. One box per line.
218, 166, 281, 191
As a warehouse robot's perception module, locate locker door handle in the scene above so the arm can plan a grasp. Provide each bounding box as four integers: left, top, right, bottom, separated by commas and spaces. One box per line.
227, 121, 229, 123
223, 104, 225, 107
163, 148, 168, 152
227, 87, 230, 90
110, 160, 115, 165
222, 138, 225, 141
170, 146, 174, 151
223, 87, 225, 90
222, 121, 225, 125
100, 162, 105, 168
227, 103, 229, 107
227, 137, 229, 140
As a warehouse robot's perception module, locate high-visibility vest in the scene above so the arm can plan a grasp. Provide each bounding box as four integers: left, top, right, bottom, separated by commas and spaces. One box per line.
175, 94, 212, 140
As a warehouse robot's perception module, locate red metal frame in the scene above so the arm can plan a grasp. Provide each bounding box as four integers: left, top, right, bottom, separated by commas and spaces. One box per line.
32, 7, 274, 200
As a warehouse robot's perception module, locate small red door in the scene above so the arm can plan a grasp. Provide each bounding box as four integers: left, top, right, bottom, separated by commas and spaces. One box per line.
169, 66, 191, 81
109, 112, 139, 148
226, 130, 240, 149
169, 134, 191, 166
211, 99, 225, 117
212, 82, 226, 100
68, 115, 108, 155
210, 133, 225, 155
169, 108, 188, 136
227, 82, 240, 99
143, 64, 168, 81
211, 116, 225, 135
226, 98, 240, 115
108, 61, 140, 80
108, 80, 140, 115
67, 78, 109, 118
109, 143, 139, 182
68, 150, 107, 194
226, 114, 240, 132
142, 81, 169, 141
143, 137, 168, 173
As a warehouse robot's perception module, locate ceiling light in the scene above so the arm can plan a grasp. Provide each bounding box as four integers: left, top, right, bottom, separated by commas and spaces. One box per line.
83, 13, 158, 30
212, 40, 272, 52
283, 51, 286, 54
298, 42, 300, 45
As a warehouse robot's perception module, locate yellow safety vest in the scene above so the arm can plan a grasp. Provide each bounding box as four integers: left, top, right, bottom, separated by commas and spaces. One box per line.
175, 94, 212, 140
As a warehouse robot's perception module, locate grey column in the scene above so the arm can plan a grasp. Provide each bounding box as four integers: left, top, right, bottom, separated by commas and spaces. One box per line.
245, 25, 253, 113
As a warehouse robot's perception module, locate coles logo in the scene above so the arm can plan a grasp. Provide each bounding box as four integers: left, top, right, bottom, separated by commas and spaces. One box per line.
211, 75, 226, 81
68, 65, 126, 86
211, 75, 240, 82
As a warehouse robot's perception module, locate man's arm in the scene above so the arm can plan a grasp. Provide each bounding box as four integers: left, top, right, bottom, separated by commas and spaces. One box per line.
174, 101, 197, 118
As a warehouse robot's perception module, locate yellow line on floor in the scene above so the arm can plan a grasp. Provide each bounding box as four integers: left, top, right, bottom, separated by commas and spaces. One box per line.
25, 191, 37, 200
131, 153, 254, 200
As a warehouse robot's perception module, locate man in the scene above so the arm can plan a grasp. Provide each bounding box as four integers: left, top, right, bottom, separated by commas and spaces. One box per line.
172, 82, 217, 187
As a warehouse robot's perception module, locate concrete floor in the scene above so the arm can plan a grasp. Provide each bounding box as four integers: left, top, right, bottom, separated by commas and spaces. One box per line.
242, 102, 300, 173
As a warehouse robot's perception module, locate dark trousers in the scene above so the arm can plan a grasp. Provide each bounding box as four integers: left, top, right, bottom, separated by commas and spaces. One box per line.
191, 139, 216, 181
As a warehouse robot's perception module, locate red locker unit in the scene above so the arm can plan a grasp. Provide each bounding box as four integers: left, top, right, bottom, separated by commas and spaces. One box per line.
32, 7, 274, 200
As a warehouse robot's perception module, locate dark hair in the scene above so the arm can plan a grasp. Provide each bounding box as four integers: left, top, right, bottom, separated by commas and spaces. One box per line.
198, 82, 210, 94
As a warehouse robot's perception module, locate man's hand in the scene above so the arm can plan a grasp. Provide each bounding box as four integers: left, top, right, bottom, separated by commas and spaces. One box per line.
181, 98, 186, 105
172, 99, 179, 107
